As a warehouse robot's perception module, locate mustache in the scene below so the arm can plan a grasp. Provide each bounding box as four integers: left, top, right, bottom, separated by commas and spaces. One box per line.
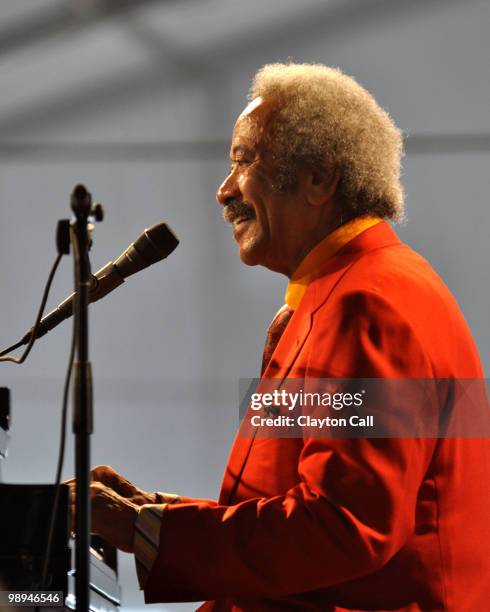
222, 199, 255, 224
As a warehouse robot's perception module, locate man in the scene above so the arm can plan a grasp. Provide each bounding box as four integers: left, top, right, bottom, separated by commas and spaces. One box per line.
69, 63, 489, 611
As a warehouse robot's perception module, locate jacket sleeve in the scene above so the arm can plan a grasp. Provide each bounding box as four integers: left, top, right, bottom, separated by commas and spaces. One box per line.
143, 290, 438, 602
134, 495, 218, 588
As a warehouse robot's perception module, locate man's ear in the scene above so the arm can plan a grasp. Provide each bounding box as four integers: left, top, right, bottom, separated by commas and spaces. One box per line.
306, 163, 340, 207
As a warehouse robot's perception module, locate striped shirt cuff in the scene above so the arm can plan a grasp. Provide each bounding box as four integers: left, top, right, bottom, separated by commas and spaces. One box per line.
133, 493, 181, 588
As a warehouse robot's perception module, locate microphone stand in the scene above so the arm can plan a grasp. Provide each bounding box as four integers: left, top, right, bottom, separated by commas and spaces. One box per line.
70, 185, 103, 612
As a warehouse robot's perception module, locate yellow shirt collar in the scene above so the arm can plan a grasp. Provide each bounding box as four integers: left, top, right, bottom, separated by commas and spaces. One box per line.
285, 216, 382, 309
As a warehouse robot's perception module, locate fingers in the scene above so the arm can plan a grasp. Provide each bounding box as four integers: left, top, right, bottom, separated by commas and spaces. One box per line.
67, 465, 156, 511
69, 481, 138, 552
91, 465, 138, 499
91, 464, 121, 487
65, 480, 76, 508
65, 481, 76, 533
65, 466, 120, 494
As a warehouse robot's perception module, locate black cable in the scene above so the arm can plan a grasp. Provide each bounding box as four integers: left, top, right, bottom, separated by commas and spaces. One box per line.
39, 306, 77, 594
39, 228, 79, 603
0, 253, 63, 364
0, 339, 24, 357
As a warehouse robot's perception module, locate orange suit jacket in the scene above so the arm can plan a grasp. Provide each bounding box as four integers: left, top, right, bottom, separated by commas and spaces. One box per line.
144, 222, 490, 611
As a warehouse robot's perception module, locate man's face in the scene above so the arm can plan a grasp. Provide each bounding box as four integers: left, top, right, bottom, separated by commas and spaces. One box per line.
216, 98, 307, 275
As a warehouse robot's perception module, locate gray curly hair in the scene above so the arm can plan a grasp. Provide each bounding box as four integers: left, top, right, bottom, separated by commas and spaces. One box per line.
249, 63, 404, 220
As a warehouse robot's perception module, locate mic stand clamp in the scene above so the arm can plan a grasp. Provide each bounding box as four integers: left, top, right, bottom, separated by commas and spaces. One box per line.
70, 185, 104, 612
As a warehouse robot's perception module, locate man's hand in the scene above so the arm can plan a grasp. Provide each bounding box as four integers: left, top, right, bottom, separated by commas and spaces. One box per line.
67, 479, 138, 553
65, 465, 155, 553
66, 465, 157, 506
90, 465, 158, 505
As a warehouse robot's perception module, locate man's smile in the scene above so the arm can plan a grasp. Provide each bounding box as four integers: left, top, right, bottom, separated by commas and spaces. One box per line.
232, 216, 257, 241
233, 216, 253, 227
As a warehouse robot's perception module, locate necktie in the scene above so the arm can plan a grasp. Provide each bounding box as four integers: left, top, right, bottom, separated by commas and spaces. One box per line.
261, 304, 294, 376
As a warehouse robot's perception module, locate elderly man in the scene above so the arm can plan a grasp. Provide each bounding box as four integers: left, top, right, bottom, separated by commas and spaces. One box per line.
70, 63, 489, 611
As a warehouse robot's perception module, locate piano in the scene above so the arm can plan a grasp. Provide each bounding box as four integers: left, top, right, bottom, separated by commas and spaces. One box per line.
0, 388, 121, 611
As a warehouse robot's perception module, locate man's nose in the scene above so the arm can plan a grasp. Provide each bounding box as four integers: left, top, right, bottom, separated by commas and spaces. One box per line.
216, 171, 240, 206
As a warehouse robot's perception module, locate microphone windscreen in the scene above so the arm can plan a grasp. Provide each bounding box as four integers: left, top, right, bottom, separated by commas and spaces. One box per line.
137, 223, 179, 263
114, 222, 179, 278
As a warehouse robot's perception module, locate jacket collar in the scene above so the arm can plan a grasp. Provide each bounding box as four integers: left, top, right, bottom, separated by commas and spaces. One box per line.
263, 221, 402, 379
285, 215, 382, 309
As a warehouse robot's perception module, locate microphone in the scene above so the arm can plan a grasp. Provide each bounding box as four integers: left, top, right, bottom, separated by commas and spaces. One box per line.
21, 222, 179, 345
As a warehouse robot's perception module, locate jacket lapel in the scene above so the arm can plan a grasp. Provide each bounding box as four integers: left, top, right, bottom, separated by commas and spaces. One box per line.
219, 268, 345, 504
